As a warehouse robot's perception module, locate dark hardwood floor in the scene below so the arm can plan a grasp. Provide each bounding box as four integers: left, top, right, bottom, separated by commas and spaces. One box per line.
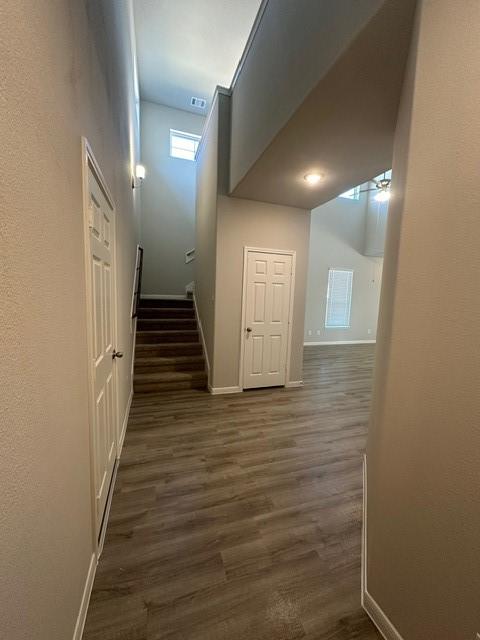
83, 344, 380, 640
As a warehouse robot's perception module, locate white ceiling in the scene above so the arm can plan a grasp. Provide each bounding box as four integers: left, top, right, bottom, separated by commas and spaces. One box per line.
133, 0, 262, 114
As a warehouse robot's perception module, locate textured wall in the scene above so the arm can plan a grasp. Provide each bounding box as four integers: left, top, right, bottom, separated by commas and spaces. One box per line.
230, 0, 416, 209
229, 0, 384, 191
140, 101, 205, 295
214, 195, 310, 388
367, 1, 480, 638
0, 1, 139, 638
195, 96, 221, 375
305, 191, 383, 343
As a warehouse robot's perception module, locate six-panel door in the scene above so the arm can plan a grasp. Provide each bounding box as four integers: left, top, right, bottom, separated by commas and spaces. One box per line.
88, 169, 117, 538
243, 251, 293, 389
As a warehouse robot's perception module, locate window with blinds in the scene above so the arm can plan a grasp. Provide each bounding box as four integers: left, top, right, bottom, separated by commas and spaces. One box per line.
170, 129, 201, 161
325, 269, 353, 328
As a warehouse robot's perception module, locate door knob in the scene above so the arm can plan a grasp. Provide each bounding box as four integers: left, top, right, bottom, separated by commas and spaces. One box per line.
112, 349, 124, 359
246, 327, 252, 333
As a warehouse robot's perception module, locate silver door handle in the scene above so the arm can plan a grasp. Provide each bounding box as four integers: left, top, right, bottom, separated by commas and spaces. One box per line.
246, 327, 252, 333
112, 349, 124, 359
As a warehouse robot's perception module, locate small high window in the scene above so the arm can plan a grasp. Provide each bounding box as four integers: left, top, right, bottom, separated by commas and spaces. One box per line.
170, 129, 201, 161
339, 185, 361, 200
325, 269, 353, 328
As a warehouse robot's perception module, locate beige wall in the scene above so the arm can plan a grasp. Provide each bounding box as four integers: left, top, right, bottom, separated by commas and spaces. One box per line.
195, 96, 221, 372
230, 0, 416, 210
0, 1, 139, 639
214, 196, 310, 388
140, 101, 205, 295
195, 89, 311, 390
305, 190, 383, 344
230, 0, 385, 191
366, 1, 480, 638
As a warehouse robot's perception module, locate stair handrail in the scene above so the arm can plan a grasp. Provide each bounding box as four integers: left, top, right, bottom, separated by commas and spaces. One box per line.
131, 245, 144, 318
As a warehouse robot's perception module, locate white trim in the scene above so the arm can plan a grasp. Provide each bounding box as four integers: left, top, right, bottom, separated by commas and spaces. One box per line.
118, 389, 133, 456
81, 138, 119, 554
285, 380, 303, 388
193, 290, 211, 383
97, 459, 119, 557
208, 385, 242, 395
362, 455, 405, 640
230, 0, 270, 90
239, 247, 296, 392
72, 553, 96, 640
141, 294, 187, 300
304, 340, 376, 346
130, 318, 137, 391
196, 86, 231, 159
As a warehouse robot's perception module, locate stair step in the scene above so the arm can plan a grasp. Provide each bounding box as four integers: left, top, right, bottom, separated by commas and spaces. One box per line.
134, 355, 205, 374
137, 318, 197, 331
134, 370, 207, 394
137, 307, 195, 320
136, 330, 199, 344
140, 298, 193, 309
135, 342, 203, 357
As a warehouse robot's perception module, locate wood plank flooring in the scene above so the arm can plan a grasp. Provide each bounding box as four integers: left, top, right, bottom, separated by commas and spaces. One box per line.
83, 344, 380, 640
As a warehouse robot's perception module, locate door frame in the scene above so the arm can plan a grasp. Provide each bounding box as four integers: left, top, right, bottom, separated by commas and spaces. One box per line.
239, 246, 296, 391
81, 137, 119, 555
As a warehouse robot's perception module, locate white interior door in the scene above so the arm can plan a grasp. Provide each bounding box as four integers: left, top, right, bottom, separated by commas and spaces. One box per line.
87, 166, 117, 537
243, 250, 293, 389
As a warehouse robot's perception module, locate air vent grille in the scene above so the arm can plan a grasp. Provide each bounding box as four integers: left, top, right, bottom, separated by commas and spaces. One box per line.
190, 96, 206, 109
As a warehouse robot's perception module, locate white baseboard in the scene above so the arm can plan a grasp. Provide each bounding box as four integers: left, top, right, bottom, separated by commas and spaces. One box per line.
208, 385, 242, 395
362, 455, 404, 640
72, 553, 97, 640
285, 380, 303, 388
141, 294, 187, 300
97, 459, 119, 557
304, 340, 376, 346
363, 591, 404, 640
192, 290, 211, 383
118, 388, 133, 455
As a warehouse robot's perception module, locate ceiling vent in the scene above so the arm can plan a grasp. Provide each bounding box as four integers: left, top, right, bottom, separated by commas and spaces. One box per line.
190, 96, 207, 109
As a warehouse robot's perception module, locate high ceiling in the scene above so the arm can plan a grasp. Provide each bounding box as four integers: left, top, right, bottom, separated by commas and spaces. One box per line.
133, 0, 262, 114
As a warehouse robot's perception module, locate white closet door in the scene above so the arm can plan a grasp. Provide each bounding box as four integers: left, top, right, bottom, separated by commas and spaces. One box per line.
243, 251, 293, 389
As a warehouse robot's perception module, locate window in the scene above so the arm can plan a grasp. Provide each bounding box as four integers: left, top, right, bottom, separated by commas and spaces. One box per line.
339, 185, 361, 200
325, 269, 353, 328
170, 129, 201, 161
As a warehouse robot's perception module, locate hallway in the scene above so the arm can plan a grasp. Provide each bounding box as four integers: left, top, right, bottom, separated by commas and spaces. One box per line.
83, 345, 380, 639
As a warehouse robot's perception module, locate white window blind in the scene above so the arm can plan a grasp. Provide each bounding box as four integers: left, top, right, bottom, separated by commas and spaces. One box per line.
325, 269, 353, 328
170, 129, 201, 161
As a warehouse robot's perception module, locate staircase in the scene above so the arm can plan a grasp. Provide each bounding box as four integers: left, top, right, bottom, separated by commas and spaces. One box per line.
134, 298, 207, 394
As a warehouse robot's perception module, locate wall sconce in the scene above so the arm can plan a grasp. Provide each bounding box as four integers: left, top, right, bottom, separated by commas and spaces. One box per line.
132, 164, 146, 189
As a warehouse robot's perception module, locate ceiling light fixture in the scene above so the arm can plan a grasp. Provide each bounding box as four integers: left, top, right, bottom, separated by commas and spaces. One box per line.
304, 173, 322, 185
375, 188, 391, 202
132, 164, 146, 189
358, 174, 391, 202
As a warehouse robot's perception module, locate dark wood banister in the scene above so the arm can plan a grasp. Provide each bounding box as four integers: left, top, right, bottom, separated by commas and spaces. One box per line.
131, 245, 144, 318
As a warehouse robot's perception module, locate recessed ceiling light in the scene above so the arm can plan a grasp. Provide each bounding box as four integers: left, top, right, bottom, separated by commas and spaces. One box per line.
304, 173, 322, 185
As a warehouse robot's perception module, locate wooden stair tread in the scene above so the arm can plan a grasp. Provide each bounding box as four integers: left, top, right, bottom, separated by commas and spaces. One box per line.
134, 296, 206, 394
137, 318, 196, 326
136, 341, 202, 348
135, 370, 206, 383
136, 329, 198, 334
139, 298, 193, 308
134, 355, 204, 366
138, 306, 195, 313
